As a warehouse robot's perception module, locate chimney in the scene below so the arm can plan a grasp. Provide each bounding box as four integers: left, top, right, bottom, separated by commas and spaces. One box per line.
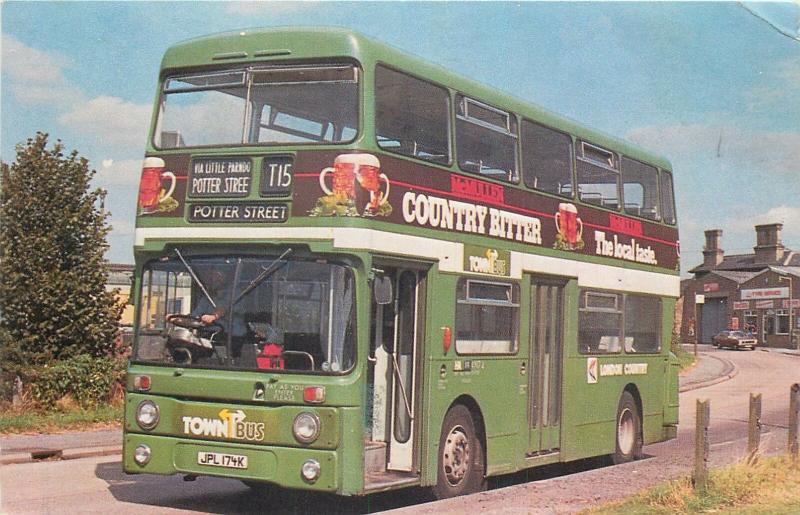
754, 223, 785, 264
703, 229, 724, 268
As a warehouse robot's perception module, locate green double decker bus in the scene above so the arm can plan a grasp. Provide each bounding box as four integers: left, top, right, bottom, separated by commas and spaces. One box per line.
124, 27, 680, 499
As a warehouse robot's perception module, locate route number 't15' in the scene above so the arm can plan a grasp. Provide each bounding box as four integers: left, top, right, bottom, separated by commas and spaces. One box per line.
261, 157, 293, 196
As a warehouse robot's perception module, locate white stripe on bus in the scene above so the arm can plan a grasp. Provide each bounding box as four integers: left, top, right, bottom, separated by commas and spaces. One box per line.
134, 227, 679, 296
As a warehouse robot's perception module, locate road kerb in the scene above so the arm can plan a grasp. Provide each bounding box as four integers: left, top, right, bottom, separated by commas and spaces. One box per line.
679, 353, 737, 393
0, 445, 122, 465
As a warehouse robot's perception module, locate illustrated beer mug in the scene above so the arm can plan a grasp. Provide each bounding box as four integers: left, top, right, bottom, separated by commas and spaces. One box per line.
319, 154, 389, 215
354, 154, 390, 215
555, 202, 583, 246
319, 154, 358, 202
138, 157, 176, 214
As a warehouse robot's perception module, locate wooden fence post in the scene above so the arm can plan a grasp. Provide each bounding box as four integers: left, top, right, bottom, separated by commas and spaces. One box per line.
694, 399, 710, 491
747, 393, 762, 464
790, 383, 799, 463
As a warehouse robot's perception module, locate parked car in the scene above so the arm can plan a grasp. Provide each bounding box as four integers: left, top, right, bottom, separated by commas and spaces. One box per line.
712, 330, 758, 350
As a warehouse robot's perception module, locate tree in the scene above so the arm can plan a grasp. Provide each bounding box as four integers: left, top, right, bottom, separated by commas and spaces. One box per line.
0, 133, 123, 365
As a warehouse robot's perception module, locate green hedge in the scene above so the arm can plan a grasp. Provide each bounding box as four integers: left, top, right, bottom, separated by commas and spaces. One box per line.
25, 355, 126, 409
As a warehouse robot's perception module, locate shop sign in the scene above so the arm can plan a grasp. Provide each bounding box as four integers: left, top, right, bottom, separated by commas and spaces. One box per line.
782, 299, 800, 309
755, 300, 775, 309
703, 283, 720, 293
733, 301, 750, 310
741, 287, 789, 300
730, 317, 739, 330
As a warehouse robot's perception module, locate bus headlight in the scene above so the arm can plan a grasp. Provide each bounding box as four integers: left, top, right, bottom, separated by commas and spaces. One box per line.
292, 412, 320, 444
301, 459, 321, 482
133, 444, 151, 466
136, 400, 160, 430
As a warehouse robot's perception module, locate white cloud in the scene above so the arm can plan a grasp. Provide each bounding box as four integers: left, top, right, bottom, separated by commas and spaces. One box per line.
3, 35, 151, 149
752, 205, 800, 229
1, 34, 82, 105
627, 123, 800, 178
58, 96, 151, 148
745, 58, 800, 112
719, 205, 800, 252
93, 158, 143, 188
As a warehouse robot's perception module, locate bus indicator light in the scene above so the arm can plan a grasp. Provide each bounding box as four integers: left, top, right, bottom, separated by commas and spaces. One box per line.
303, 386, 325, 404
442, 326, 452, 354
134, 375, 151, 391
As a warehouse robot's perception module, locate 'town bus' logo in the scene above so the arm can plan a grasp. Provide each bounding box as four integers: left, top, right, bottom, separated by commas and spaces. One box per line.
181, 409, 265, 441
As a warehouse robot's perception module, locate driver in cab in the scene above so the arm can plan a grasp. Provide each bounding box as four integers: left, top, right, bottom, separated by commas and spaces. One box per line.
167, 268, 249, 360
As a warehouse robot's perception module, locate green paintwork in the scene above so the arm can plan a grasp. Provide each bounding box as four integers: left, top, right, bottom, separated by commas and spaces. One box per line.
153, 28, 672, 172
126, 27, 679, 496
123, 432, 340, 492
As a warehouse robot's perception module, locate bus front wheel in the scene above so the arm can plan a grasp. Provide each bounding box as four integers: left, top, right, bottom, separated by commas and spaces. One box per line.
433, 404, 486, 499
612, 390, 642, 464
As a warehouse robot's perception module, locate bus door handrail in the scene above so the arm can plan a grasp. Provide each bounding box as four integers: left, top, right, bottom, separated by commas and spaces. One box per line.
390, 351, 414, 422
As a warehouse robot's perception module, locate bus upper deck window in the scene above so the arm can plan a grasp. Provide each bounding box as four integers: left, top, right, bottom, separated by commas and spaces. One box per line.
456, 95, 518, 183
660, 170, 677, 225
375, 66, 450, 165
576, 141, 620, 209
521, 120, 574, 198
621, 157, 660, 221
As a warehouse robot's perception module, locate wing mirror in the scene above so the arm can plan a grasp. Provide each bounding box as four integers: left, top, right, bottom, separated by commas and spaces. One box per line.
373, 275, 393, 305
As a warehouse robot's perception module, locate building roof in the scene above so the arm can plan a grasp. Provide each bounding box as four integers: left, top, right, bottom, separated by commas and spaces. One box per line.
710, 270, 760, 284
768, 266, 800, 279
689, 249, 799, 274
108, 263, 134, 273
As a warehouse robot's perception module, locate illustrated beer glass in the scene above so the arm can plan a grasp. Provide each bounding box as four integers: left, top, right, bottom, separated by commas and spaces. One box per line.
353, 154, 389, 215
319, 154, 389, 215
319, 154, 358, 202
138, 157, 176, 214
555, 202, 583, 246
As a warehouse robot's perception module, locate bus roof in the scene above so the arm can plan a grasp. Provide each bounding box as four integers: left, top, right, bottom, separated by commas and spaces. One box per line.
161, 27, 672, 171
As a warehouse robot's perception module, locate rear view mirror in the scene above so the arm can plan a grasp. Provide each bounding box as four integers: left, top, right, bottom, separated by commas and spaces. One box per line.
373, 275, 393, 305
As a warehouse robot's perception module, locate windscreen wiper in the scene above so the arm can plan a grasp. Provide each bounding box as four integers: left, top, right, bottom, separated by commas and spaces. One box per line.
233, 248, 293, 305
174, 248, 217, 309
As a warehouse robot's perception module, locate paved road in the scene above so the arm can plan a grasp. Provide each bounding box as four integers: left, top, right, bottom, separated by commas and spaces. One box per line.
1, 347, 797, 514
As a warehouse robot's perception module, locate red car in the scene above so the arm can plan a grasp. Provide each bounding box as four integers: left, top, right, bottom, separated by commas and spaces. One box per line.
712, 330, 758, 350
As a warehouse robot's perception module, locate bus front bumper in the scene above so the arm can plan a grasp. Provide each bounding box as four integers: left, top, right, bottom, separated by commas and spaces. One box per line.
123, 433, 338, 492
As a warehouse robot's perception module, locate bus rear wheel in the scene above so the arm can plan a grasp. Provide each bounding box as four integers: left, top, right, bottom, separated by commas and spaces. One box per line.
433, 404, 486, 499
612, 390, 642, 464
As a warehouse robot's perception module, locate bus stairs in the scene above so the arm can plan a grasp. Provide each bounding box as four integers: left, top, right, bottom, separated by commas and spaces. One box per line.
363, 440, 419, 492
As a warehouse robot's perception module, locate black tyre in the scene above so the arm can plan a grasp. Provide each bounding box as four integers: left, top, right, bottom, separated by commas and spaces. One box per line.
611, 390, 642, 464
432, 404, 486, 499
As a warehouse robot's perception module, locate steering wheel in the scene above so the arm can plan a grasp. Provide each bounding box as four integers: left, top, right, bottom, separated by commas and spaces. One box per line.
167, 314, 207, 330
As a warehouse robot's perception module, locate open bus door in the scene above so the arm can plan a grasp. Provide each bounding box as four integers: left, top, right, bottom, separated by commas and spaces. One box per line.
368, 266, 426, 476
527, 277, 566, 455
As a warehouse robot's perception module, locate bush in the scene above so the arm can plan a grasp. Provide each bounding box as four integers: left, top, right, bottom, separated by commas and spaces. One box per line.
24, 355, 126, 410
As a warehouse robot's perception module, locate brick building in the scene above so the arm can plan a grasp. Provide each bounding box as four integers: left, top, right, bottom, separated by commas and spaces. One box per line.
681, 223, 800, 348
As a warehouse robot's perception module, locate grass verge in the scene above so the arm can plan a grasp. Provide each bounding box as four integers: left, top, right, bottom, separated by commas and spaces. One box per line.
586, 455, 800, 514
0, 404, 122, 434
675, 344, 697, 371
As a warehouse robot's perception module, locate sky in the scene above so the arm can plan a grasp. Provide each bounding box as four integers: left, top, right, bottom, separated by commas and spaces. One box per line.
2, 1, 799, 275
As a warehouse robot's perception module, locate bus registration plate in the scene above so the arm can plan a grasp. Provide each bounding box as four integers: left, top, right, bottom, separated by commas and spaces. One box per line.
197, 451, 248, 469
